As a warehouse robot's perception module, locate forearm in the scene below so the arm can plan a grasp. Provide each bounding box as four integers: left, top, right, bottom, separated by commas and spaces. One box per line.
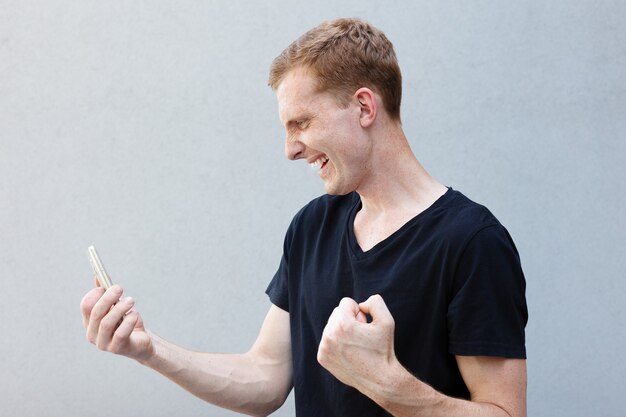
363, 359, 518, 417
317, 296, 525, 416
139, 332, 289, 416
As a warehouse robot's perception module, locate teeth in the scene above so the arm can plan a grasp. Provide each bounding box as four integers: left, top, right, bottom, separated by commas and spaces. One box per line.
309, 156, 329, 169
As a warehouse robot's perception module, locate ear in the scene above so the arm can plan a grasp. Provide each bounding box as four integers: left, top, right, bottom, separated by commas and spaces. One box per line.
354, 88, 377, 128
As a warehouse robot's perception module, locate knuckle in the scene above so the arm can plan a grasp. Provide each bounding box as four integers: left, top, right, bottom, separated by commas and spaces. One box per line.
95, 339, 108, 351
323, 322, 338, 339
79, 301, 90, 317
99, 319, 114, 333
316, 350, 325, 366
317, 343, 329, 365
99, 316, 120, 334
320, 324, 331, 340
108, 340, 124, 355
89, 309, 100, 322
339, 297, 354, 307
127, 311, 139, 325
336, 319, 351, 336
384, 311, 396, 326
90, 305, 106, 322
323, 330, 339, 348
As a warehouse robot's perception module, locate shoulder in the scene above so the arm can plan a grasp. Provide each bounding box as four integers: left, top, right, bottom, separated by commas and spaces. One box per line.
441, 190, 525, 289
442, 190, 500, 226
428, 189, 502, 244
420, 189, 524, 265
290, 193, 358, 229
282, 193, 358, 249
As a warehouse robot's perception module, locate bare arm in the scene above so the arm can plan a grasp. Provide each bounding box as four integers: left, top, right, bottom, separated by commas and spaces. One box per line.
81, 285, 292, 416
361, 355, 526, 417
141, 305, 292, 416
317, 295, 526, 417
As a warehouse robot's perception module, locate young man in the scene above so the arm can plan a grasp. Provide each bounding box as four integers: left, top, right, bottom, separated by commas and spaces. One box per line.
81, 18, 527, 417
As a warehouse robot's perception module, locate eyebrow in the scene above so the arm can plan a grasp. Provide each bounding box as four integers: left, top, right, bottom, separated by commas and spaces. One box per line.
284, 113, 314, 129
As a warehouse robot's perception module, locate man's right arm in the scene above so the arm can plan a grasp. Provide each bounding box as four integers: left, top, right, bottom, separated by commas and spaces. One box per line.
81, 285, 293, 417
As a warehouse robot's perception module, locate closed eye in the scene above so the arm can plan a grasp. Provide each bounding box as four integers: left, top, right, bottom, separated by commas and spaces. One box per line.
295, 120, 309, 129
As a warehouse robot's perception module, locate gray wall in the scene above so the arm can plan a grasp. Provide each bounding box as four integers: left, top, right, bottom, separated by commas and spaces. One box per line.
1, 1, 624, 416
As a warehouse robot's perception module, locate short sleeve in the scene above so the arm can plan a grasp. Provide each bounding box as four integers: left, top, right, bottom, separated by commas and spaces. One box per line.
266, 253, 290, 312
266, 214, 300, 312
447, 224, 528, 358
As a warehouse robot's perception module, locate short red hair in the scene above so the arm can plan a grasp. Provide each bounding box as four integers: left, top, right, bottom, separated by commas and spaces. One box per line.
269, 18, 402, 121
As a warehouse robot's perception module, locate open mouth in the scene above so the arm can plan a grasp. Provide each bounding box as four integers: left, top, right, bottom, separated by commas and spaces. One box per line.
310, 155, 329, 170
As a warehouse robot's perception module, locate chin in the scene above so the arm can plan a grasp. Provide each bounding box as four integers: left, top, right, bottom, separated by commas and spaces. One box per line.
323, 181, 355, 196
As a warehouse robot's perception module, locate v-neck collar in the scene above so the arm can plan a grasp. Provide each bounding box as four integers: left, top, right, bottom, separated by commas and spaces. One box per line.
346, 187, 454, 260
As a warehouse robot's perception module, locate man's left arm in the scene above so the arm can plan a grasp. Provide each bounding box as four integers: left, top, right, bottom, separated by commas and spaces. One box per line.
317, 295, 527, 417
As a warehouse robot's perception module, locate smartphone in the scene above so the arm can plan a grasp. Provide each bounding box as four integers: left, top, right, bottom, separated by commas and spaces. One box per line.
87, 245, 114, 290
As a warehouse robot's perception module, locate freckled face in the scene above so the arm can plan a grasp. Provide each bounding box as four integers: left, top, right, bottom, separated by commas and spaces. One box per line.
276, 69, 372, 195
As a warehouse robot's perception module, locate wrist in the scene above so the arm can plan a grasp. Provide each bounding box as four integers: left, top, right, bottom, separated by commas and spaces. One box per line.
135, 330, 159, 366
355, 354, 402, 402
365, 357, 439, 413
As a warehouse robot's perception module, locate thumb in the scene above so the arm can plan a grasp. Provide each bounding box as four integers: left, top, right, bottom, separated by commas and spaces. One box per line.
336, 297, 367, 323
358, 294, 394, 325
355, 310, 367, 323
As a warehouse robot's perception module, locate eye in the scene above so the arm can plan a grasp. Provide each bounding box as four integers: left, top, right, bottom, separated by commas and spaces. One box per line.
295, 120, 309, 129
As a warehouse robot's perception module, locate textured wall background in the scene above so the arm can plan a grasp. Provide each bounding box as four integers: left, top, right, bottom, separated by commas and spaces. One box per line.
1, 1, 624, 416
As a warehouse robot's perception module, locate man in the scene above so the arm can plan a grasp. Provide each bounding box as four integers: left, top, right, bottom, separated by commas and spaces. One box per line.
81, 18, 527, 416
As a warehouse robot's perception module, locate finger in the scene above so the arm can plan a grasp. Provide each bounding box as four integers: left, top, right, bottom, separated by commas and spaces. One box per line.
94, 275, 101, 288
111, 310, 139, 351
358, 294, 394, 325
337, 297, 361, 318
81, 287, 105, 328
95, 296, 135, 350
325, 298, 360, 330
86, 285, 123, 344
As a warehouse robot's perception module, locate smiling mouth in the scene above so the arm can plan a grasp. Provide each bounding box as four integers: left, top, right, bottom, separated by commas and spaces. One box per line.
309, 155, 329, 170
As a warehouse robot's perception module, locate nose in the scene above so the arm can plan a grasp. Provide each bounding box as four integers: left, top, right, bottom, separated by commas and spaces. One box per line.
285, 136, 306, 161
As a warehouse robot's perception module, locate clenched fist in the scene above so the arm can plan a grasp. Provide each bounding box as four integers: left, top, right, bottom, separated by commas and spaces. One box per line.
317, 294, 398, 393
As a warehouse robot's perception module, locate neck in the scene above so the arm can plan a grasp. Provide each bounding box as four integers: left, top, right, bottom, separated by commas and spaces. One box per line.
355, 125, 447, 217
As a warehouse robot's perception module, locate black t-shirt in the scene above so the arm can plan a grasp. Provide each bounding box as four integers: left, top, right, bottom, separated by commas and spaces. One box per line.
266, 188, 527, 416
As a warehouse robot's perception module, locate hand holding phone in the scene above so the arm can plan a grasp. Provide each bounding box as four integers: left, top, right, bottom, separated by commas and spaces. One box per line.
82, 245, 154, 362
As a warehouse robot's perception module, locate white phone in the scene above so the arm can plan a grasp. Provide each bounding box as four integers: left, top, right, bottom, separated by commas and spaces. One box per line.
87, 245, 114, 290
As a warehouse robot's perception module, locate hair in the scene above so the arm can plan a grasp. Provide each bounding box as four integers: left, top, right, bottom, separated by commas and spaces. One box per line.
268, 18, 402, 121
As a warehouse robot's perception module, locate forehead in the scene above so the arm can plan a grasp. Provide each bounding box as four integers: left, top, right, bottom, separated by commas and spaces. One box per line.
276, 69, 325, 124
